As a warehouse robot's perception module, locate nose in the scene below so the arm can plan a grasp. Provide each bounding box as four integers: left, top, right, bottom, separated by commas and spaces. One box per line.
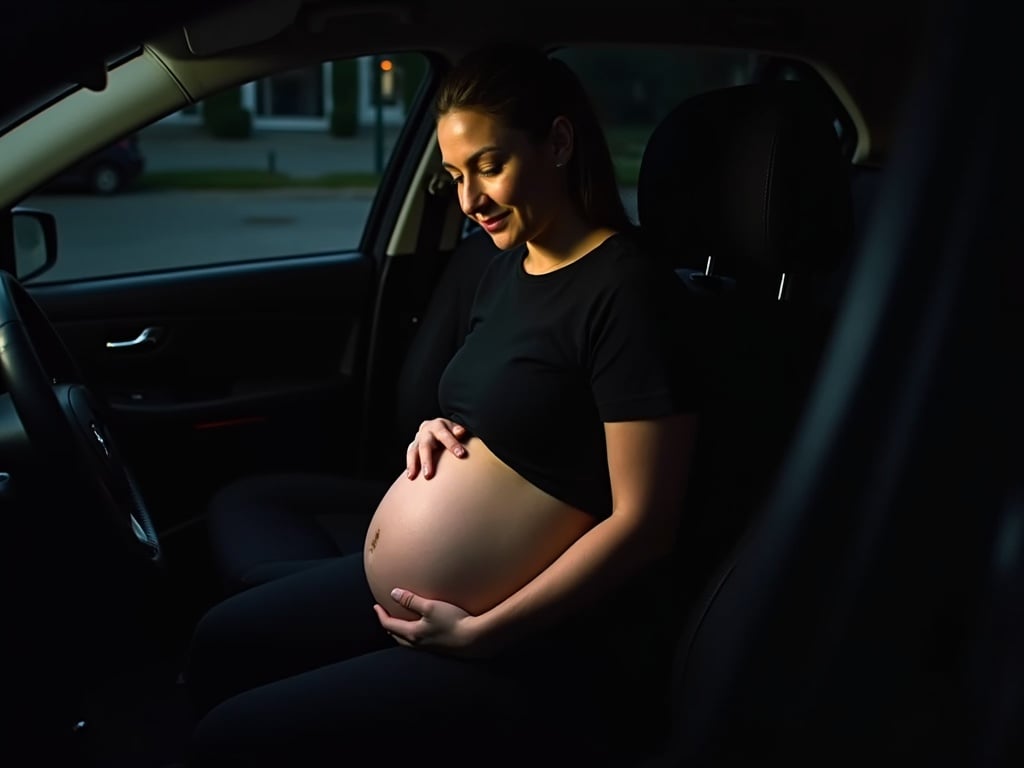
458, 175, 487, 217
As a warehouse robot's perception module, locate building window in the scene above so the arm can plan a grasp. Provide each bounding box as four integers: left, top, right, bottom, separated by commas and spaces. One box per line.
255, 66, 326, 118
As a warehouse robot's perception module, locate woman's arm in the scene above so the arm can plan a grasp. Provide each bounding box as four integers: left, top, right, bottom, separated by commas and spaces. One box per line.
379, 412, 697, 655
468, 412, 697, 650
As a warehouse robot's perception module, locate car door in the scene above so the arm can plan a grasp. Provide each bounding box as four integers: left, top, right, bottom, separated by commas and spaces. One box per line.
12, 49, 439, 570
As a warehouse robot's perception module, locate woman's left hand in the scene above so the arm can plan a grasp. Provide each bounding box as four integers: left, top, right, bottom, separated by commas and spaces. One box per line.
374, 589, 488, 657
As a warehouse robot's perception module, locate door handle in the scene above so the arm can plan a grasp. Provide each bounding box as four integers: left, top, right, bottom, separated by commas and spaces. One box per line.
106, 326, 161, 349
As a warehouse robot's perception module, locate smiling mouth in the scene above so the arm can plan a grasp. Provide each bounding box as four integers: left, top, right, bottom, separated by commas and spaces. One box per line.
479, 211, 510, 227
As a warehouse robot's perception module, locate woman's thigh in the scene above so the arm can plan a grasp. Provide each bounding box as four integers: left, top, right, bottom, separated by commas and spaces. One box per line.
183, 553, 389, 716
187, 644, 616, 768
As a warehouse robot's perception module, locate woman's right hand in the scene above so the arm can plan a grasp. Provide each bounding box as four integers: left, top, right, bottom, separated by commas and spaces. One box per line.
407, 418, 468, 479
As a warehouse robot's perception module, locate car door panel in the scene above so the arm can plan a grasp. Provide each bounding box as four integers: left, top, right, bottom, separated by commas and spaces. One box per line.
26, 251, 375, 534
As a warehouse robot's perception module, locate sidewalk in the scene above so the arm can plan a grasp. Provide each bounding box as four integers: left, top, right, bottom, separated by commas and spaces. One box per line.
138, 122, 403, 178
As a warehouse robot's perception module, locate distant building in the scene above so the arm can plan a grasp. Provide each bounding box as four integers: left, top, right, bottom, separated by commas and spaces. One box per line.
160, 57, 408, 132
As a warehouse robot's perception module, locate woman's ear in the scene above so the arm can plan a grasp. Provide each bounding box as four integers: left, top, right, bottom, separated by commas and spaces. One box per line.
550, 115, 574, 168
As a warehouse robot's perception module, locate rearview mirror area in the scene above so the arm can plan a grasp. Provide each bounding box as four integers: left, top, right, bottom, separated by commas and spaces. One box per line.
11, 208, 57, 282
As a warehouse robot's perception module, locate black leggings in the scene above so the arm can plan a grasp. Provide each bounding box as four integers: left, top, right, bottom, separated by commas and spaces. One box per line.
182, 553, 648, 767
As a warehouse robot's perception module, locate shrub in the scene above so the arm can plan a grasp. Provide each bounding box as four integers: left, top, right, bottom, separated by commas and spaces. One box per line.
202, 88, 253, 139
330, 59, 359, 137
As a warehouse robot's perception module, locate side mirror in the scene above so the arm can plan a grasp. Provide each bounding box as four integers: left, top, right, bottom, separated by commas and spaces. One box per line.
11, 208, 57, 282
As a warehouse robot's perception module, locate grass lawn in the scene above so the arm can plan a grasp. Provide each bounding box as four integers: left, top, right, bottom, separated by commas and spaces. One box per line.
139, 169, 381, 190
608, 124, 653, 186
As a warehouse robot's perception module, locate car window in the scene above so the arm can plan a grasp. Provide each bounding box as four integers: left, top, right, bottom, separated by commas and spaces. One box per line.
553, 45, 765, 225
22, 52, 429, 283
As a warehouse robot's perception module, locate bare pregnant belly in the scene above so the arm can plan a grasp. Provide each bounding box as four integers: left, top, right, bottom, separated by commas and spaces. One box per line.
364, 437, 595, 620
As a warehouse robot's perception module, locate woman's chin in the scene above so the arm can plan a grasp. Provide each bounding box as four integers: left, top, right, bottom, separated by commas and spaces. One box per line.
483, 228, 522, 251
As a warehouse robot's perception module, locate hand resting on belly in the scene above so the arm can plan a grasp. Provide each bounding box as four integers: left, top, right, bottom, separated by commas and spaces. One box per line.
363, 437, 594, 620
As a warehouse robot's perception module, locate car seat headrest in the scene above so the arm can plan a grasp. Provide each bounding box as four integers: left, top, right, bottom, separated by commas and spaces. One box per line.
637, 81, 852, 293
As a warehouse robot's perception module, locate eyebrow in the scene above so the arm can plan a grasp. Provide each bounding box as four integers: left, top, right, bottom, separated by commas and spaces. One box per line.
441, 145, 502, 172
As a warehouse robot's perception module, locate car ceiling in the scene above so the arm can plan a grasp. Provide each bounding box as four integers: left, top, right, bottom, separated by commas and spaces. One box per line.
3, 1, 929, 166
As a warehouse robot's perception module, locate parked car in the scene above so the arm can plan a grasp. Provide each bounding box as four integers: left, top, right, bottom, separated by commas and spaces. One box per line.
0, 1, 1018, 767
41, 133, 144, 194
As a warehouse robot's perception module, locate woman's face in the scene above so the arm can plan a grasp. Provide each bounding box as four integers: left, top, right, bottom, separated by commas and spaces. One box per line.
438, 108, 566, 251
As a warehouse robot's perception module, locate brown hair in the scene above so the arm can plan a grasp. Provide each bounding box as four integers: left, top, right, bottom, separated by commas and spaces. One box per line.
435, 43, 635, 235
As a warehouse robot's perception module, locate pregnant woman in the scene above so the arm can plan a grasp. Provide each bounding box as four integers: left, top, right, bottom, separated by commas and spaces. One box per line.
183, 42, 697, 768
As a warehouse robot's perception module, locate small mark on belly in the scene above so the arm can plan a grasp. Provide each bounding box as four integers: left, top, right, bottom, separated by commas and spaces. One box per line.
368, 528, 380, 553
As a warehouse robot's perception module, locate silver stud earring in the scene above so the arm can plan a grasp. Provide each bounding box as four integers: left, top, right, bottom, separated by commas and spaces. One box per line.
555, 161, 565, 168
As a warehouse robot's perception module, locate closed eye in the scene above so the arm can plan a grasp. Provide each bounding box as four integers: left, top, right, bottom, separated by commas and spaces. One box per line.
444, 166, 500, 184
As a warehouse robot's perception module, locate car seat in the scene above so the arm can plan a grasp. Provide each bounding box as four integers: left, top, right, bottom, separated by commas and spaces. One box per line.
643, 78, 852, 611
642, 3, 1013, 762
619, 79, 853, 761
205, 229, 498, 595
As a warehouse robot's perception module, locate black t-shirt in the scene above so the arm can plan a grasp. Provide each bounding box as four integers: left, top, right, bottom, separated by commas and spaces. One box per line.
437, 233, 694, 519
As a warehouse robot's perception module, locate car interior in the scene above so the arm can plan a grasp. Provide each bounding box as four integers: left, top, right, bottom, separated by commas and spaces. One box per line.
0, 1, 1018, 766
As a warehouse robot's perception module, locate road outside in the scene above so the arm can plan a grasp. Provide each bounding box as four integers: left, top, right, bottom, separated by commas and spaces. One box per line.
22, 188, 376, 282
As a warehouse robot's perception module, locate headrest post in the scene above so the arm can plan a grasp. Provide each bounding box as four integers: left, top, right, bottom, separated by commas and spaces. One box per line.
636, 82, 851, 298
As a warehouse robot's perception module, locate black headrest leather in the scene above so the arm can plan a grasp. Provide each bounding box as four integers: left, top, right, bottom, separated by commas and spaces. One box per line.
637, 81, 852, 286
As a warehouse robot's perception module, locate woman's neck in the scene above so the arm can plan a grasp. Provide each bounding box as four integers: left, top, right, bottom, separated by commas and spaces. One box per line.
524, 222, 617, 275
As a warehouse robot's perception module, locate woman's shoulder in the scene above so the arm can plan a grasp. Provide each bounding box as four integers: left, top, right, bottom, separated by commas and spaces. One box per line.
589, 230, 681, 286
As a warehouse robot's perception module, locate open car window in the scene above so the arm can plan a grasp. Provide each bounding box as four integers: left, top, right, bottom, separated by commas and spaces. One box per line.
20, 52, 429, 283
556, 45, 766, 193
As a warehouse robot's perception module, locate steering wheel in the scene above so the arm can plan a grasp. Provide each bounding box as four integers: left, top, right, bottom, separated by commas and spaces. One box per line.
0, 270, 161, 565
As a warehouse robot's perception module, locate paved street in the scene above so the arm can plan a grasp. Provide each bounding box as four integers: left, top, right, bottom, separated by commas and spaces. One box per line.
23, 188, 375, 282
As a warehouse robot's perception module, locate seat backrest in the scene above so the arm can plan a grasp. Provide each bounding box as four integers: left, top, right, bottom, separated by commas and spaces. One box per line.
644, 77, 851, 588
629, 80, 853, 760
645, 85, 851, 571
